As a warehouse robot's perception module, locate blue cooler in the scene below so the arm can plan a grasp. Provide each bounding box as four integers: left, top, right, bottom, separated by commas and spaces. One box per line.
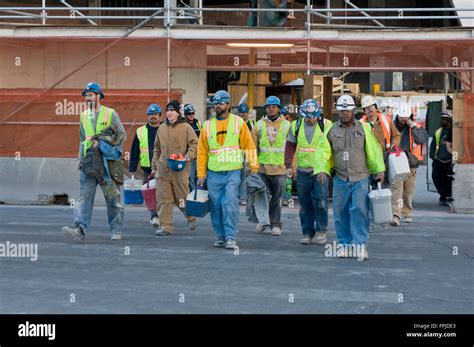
186, 189, 210, 218
124, 175, 144, 205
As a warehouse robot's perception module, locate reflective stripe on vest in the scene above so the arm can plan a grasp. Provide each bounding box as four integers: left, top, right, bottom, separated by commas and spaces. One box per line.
409, 123, 422, 161
434, 127, 443, 160
206, 114, 243, 172
257, 117, 290, 166
294, 119, 330, 169
362, 112, 391, 149
136, 125, 150, 168
80, 106, 113, 156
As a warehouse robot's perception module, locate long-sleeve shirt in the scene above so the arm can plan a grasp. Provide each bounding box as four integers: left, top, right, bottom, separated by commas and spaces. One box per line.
128, 123, 159, 172
197, 114, 258, 178
251, 115, 287, 176
151, 118, 198, 177
78, 106, 126, 160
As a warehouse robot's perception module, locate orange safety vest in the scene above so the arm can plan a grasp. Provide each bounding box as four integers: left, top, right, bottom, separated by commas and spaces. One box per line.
361, 112, 391, 150
408, 122, 423, 160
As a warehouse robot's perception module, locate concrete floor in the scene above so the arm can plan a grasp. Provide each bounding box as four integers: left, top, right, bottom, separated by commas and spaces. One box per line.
0, 167, 473, 314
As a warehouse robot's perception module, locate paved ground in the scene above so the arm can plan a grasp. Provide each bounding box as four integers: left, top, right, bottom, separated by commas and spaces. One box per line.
0, 167, 473, 314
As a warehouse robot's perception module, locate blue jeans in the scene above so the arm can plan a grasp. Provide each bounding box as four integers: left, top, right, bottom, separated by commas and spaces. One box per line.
189, 159, 197, 193
332, 175, 370, 246
239, 168, 248, 202
296, 171, 329, 237
74, 171, 124, 235
207, 170, 241, 241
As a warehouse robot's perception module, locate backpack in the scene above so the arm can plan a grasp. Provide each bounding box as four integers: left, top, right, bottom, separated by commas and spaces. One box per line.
82, 146, 104, 181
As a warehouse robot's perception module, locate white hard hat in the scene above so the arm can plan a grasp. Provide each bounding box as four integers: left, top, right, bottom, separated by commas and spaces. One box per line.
361, 95, 377, 109
336, 95, 356, 111
397, 102, 411, 118
441, 110, 452, 119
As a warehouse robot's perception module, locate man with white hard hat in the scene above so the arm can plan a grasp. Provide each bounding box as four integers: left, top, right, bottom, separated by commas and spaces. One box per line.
313, 95, 385, 261
391, 102, 427, 226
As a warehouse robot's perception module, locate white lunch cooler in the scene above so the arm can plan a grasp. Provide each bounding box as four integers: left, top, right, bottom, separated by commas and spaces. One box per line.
387, 147, 410, 184
368, 182, 393, 224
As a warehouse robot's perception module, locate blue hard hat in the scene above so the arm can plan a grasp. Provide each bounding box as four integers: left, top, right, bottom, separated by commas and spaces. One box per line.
147, 104, 162, 115
280, 106, 288, 116
167, 158, 186, 172
264, 95, 282, 108
82, 82, 104, 99
300, 99, 322, 118
238, 103, 249, 113
212, 90, 231, 104
183, 103, 195, 114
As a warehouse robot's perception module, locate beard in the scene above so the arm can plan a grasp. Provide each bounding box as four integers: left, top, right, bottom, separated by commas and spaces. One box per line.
215, 107, 226, 116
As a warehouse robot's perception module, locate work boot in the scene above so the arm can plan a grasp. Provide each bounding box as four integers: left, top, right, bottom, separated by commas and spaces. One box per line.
150, 216, 160, 228
155, 228, 172, 236
271, 226, 281, 236
391, 215, 400, 227
357, 246, 369, 261
256, 224, 266, 233
62, 225, 85, 242
314, 232, 327, 245
110, 233, 122, 241
300, 236, 312, 245
213, 239, 226, 248
188, 219, 197, 230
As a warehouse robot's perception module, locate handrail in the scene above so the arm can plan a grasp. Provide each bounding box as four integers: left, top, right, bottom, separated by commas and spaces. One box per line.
0, 5, 472, 27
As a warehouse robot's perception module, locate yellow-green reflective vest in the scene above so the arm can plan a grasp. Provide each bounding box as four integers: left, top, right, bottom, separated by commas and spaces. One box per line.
136, 125, 150, 168
434, 127, 443, 160
313, 120, 385, 176
294, 118, 332, 169
206, 114, 244, 172
257, 117, 290, 166
80, 106, 113, 156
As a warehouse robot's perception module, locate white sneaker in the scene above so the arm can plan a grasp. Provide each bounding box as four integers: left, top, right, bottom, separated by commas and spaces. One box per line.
271, 226, 281, 236
225, 239, 238, 249
110, 233, 122, 241
404, 217, 413, 223
150, 217, 160, 228
256, 224, 266, 233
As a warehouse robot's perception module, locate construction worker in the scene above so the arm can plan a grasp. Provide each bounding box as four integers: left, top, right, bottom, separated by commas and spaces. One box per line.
183, 103, 201, 192
360, 95, 400, 153
62, 82, 126, 242
314, 95, 385, 261
129, 103, 162, 227
251, 96, 290, 236
197, 90, 258, 249
236, 103, 251, 206
391, 103, 427, 226
285, 99, 332, 245
151, 100, 199, 236
238, 103, 256, 131
429, 111, 454, 206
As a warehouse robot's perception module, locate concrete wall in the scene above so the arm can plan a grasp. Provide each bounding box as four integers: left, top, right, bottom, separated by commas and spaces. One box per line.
171, 68, 207, 122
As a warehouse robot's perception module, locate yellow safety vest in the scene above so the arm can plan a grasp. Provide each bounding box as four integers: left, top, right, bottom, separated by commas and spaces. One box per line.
80, 106, 113, 156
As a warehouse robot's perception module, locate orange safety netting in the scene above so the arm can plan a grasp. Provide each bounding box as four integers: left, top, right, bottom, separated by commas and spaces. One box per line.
0, 89, 181, 158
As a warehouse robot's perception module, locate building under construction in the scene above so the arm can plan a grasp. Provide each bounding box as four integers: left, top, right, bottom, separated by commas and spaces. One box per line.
0, 0, 473, 212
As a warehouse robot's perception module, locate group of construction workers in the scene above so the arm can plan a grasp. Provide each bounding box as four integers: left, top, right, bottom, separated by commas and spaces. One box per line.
63, 82, 453, 261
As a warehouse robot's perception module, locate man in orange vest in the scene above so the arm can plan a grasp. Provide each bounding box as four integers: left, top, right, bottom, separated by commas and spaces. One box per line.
360, 95, 400, 152
391, 103, 427, 226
